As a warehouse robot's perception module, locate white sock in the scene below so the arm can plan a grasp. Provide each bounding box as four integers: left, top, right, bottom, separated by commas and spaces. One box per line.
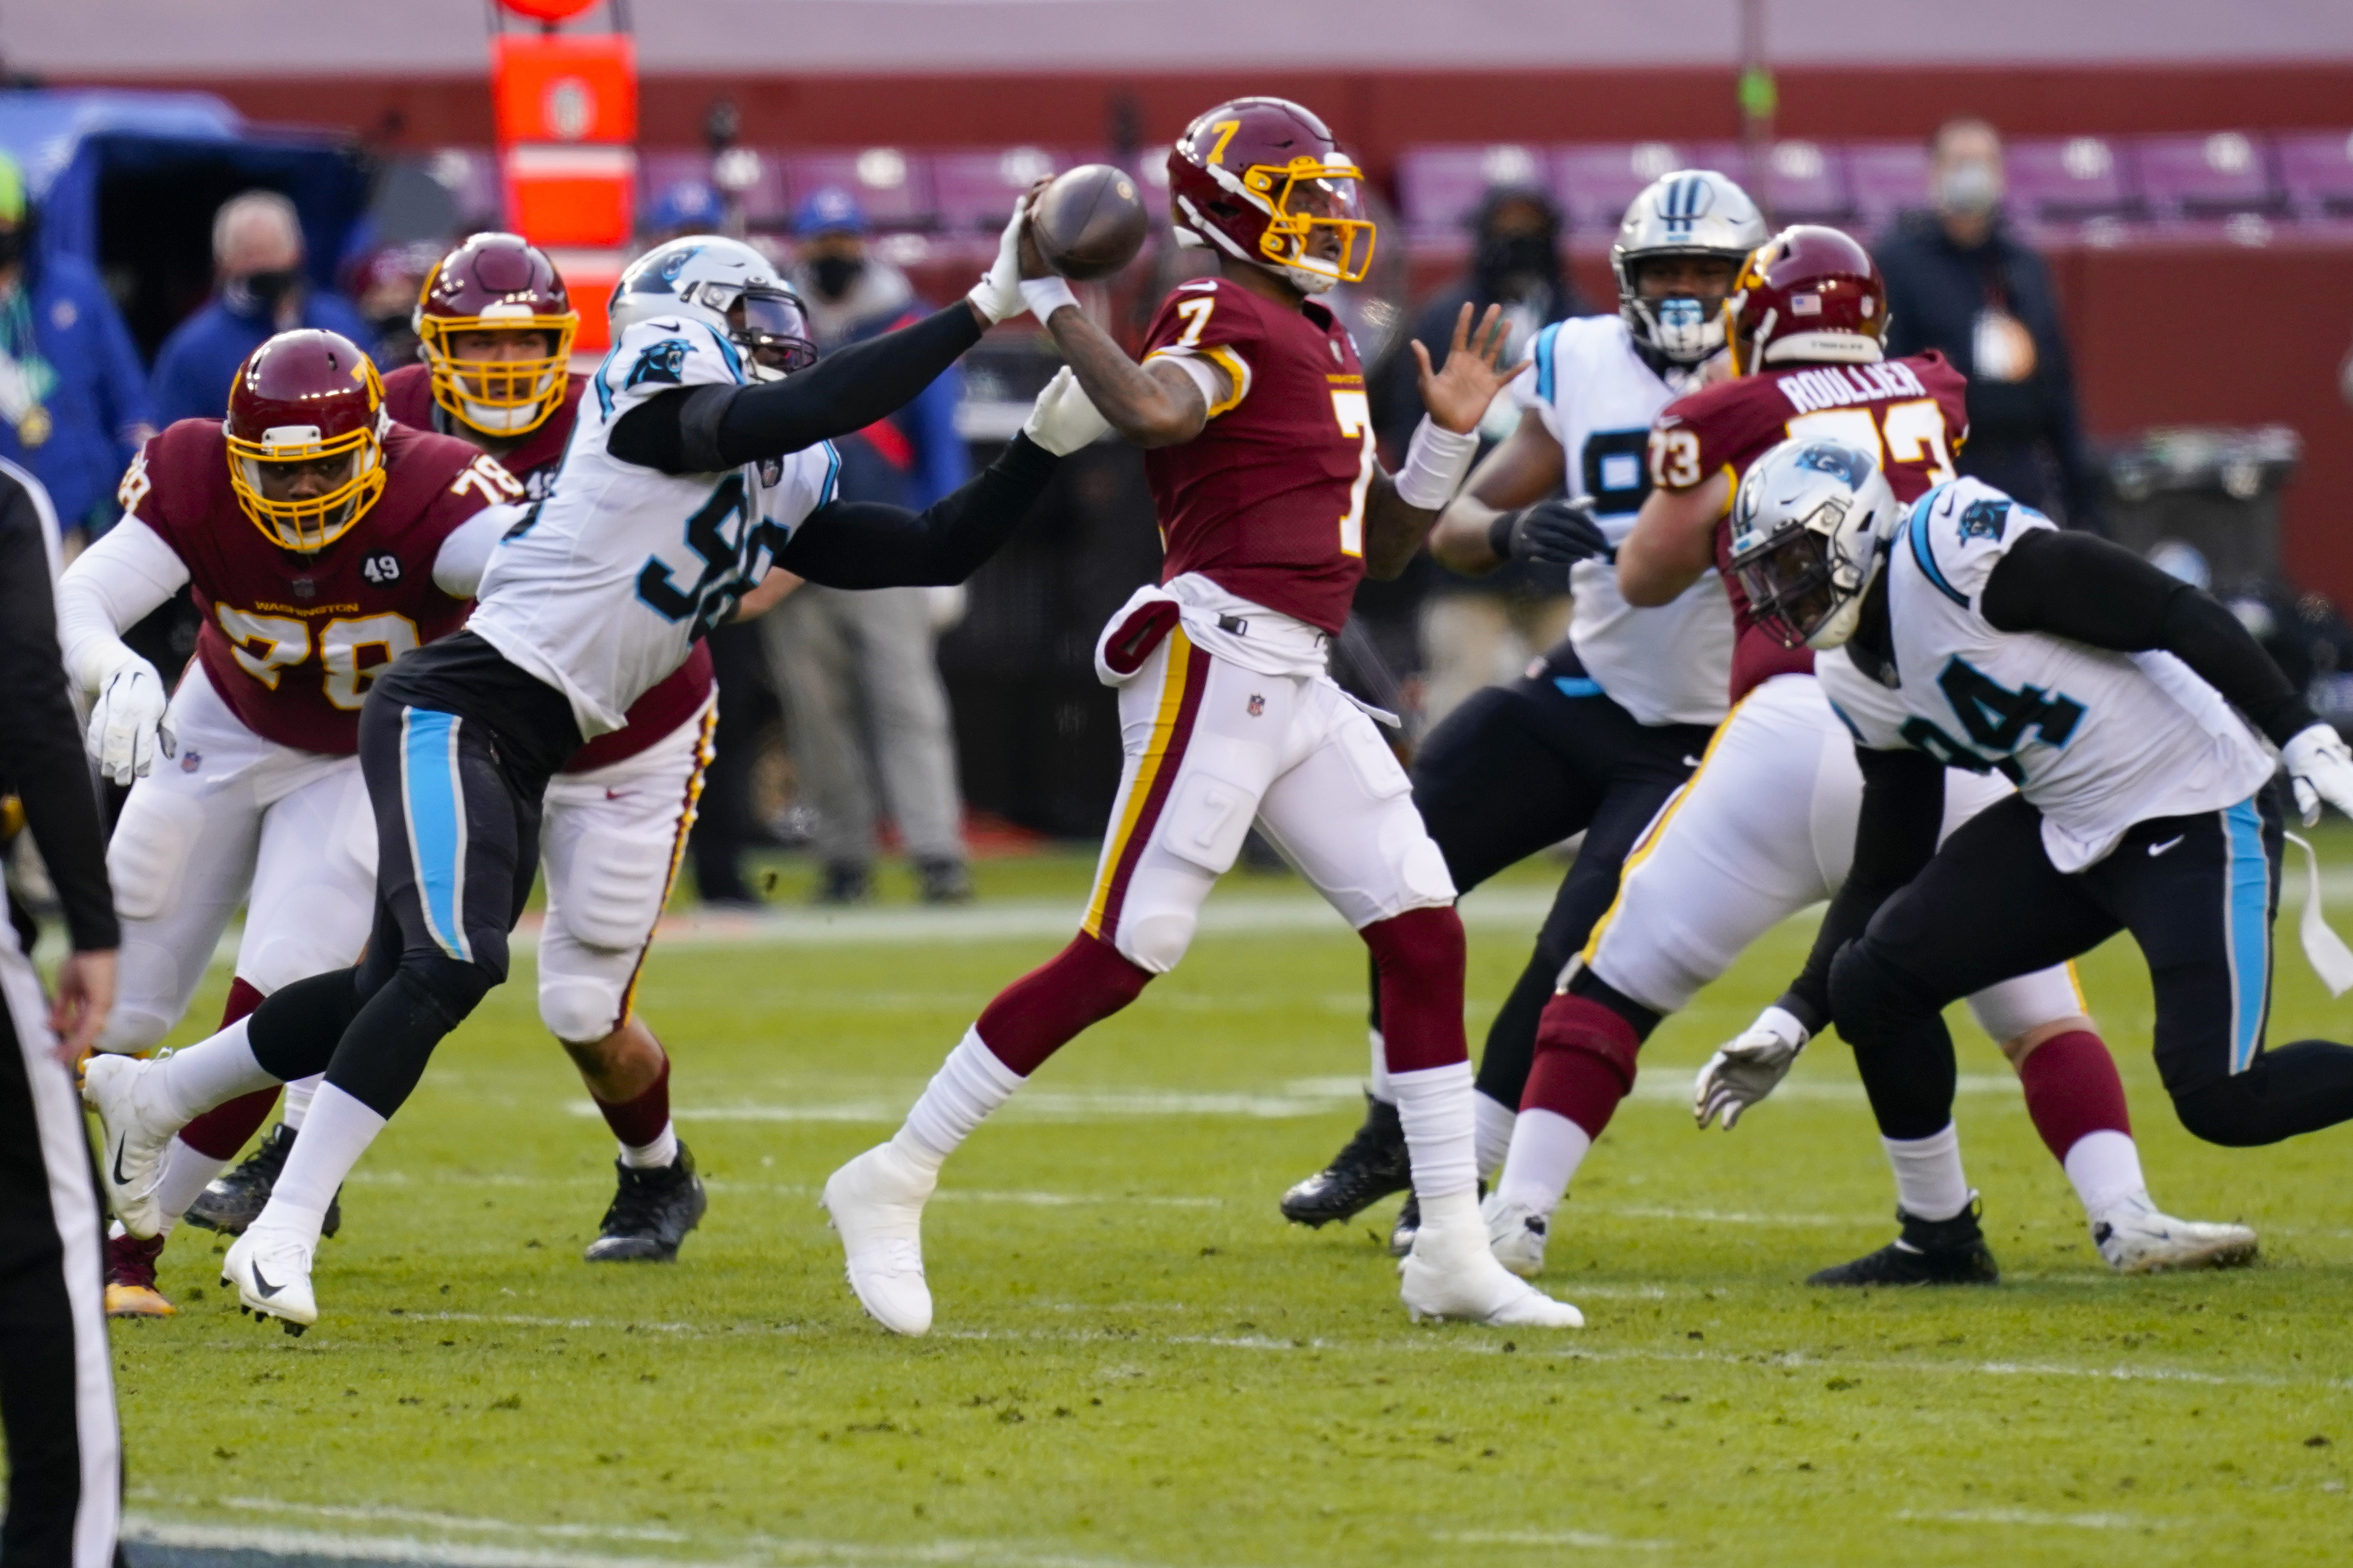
1472, 1090, 1518, 1182
1390, 1060, 1477, 1202
1495, 1107, 1593, 1218
620, 1123, 679, 1171
2063, 1129, 2148, 1219
154, 1137, 231, 1225
258, 1084, 386, 1247
1882, 1124, 1971, 1222
281, 1074, 321, 1130
152, 1017, 278, 1124
892, 1028, 1025, 1172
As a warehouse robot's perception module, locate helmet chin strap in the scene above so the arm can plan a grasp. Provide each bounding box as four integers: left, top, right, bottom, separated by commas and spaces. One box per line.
458, 396, 544, 435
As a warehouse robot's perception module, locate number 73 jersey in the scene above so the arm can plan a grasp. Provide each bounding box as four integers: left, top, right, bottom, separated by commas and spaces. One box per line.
120, 418, 519, 757
1138, 277, 1375, 636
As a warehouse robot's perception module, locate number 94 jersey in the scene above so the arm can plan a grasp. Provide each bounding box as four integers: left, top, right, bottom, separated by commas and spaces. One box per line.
468, 315, 839, 739
1139, 277, 1372, 636
121, 418, 512, 757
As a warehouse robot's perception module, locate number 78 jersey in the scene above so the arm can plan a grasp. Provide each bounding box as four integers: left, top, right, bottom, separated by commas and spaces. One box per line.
1138, 277, 1374, 636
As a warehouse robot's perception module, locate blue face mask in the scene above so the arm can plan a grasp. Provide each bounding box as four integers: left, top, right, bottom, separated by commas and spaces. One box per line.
1649, 295, 1722, 362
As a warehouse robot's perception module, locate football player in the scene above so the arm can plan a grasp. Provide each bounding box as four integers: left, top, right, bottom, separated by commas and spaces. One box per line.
1280, 170, 1763, 1249
1481, 230, 2252, 1282
1725, 445, 2353, 1279
822, 96, 1582, 1335
56, 329, 524, 1316
83, 220, 1088, 1330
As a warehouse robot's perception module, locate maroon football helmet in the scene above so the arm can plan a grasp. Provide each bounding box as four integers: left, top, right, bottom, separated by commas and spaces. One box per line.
224, 329, 389, 553
414, 232, 579, 437
1725, 225, 1889, 375
1167, 97, 1373, 293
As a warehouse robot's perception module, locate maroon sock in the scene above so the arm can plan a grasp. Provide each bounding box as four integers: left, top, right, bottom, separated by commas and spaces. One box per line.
1361, 906, 1468, 1073
973, 934, 1153, 1076
178, 978, 280, 1160
1522, 992, 1642, 1141
2016, 1028, 2132, 1162
592, 1052, 673, 1151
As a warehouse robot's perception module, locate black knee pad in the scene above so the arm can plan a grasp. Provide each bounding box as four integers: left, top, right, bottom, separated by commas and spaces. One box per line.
2171, 1075, 2282, 1148
404, 952, 502, 1028
1828, 940, 1929, 1052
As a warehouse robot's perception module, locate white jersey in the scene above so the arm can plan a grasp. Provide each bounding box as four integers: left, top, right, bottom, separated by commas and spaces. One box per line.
1510, 316, 1732, 728
468, 316, 839, 737
1882, 478, 2273, 872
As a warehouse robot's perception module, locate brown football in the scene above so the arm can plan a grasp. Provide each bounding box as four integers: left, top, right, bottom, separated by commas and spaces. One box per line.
1029, 163, 1150, 282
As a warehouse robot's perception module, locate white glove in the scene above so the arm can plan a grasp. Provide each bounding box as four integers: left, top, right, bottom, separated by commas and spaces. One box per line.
1693, 1005, 1809, 1131
966, 196, 1034, 326
1021, 367, 1111, 455
2282, 722, 2353, 826
86, 657, 173, 785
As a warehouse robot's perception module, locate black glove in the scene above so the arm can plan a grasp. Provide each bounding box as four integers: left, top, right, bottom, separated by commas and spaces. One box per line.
1487, 497, 1612, 566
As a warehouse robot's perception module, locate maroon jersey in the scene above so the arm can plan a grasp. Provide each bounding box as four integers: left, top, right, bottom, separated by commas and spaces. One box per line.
1139, 277, 1374, 634
1650, 351, 1969, 701
381, 363, 716, 771
123, 419, 513, 755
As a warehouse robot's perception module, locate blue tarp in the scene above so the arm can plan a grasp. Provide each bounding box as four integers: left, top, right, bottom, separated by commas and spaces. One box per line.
0, 88, 369, 288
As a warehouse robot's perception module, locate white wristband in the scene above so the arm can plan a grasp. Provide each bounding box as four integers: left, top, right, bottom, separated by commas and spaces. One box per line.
1020, 276, 1081, 322
1391, 415, 1480, 511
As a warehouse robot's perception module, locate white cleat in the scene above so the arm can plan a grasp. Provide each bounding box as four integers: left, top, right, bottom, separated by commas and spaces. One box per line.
1483, 1191, 1550, 1278
2094, 1197, 2258, 1275
1399, 1191, 1583, 1328
81, 1053, 179, 1239
822, 1143, 938, 1336
221, 1223, 319, 1334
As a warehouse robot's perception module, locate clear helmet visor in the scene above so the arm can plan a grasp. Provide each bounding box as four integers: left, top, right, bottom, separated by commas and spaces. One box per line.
731, 288, 820, 379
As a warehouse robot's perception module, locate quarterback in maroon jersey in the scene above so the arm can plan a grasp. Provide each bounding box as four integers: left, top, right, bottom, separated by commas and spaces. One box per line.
55, 329, 522, 1315
1474, 228, 2224, 1288
824, 95, 1582, 1335
371, 234, 713, 1267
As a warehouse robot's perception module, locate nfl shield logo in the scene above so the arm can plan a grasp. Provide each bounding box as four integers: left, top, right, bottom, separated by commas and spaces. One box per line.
180, 749, 202, 774
1247, 694, 1265, 717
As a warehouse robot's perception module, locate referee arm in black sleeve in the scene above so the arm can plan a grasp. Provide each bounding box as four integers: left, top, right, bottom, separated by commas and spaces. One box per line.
607, 303, 985, 475
0, 473, 117, 1059
1980, 527, 2316, 745
1774, 745, 1946, 1036
773, 434, 1061, 590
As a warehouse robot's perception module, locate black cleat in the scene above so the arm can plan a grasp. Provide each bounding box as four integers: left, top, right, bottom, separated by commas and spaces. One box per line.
916, 858, 975, 905
184, 1123, 342, 1239
1388, 1192, 1420, 1257
815, 863, 872, 905
584, 1144, 708, 1262
1280, 1093, 1410, 1227
1809, 1198, 2001, 1287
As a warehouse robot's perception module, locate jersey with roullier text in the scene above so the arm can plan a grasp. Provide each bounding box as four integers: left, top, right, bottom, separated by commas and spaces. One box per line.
119, 418, 518, 757
1139, 277, 1373, 635
382, 362, 716, 773
1650, 349, 1970, 701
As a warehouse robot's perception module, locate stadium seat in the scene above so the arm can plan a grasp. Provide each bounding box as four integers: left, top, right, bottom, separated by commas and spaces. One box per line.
1761, 140, 1852, 224
1396, 144, 1548, 234
1549, 141, 1742, 236
779, 148, 937, 230
932, 147, 1081, 232
2003, 136, 2139, 220
2276, 130, 2353, 219
637, 148, 789, 229
2136, 131, 2283, 219
1844, 141, 1930, 236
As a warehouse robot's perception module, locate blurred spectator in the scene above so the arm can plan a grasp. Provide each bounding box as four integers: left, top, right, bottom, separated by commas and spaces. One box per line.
1875, 118, 2102, 530
148, 190, 378, 426
1367, 185, 1584, 727
644, 180, 725, 246
0, 152, 152, 540
757, 187, 974, 904
352, 242, 443, 373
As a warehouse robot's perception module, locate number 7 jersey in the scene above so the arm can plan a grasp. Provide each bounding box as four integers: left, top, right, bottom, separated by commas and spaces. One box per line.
1139, 277, 1373, 635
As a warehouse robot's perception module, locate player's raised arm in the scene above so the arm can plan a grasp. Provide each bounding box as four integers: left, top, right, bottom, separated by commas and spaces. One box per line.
1358, 302, 1527, 580
1024, 285, 1208, 449
1617, 458, 1730, 606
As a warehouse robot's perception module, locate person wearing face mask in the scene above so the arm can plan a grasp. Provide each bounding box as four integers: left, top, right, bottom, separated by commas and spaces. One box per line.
1367, 185, 1586, 728
147, 190, 379, 429
754, 187, 977, 904
1874, 117, 2102, 533
0, 150, 154, 542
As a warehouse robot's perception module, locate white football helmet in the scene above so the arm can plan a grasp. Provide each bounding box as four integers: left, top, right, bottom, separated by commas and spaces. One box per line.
609, 236, 817, 381
1726, 437, 1903, 650
1612, 170, 1768, 365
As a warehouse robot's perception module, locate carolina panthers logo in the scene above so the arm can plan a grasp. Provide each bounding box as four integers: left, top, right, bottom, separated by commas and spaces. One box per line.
656, 245, 704, 285
624, 338, 692, 391
1794, 442, 1876, 489
1957, 498, 2011, 544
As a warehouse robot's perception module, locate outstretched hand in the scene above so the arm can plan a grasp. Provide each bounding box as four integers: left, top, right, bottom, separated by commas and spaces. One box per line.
1413, 303, 1528, 436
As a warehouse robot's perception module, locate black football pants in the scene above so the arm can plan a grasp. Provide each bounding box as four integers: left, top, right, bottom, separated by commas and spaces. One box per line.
1831, 782, 2353, 1146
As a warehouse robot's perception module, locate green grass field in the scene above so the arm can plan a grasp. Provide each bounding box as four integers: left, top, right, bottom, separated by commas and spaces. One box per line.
109, 846, 2353, 1567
